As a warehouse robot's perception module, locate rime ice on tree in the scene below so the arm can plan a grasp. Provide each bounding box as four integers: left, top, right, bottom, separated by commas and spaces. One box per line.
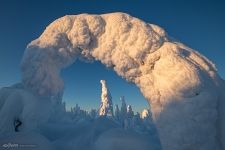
141, 109, 153, 131
120, 96, 127, 120
127, 105, 134, 118
99, 80, 113, 117
141, 109, 151, 119
114, 104, 120, 120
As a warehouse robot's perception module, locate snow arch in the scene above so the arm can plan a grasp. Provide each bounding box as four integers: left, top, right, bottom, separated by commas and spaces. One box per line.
21, 13, 225, 150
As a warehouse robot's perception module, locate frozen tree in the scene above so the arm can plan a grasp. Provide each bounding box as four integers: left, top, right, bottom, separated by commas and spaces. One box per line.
127, 105, 134, 118
125, 105, 134, 129
141, 109, 151, 119
141, 109, 153, 131
71, 104, 81, 115
99, 80, 113, 117
133, 112, 142, 124
120, 96, 127, 121
114, 104, 120, 120
75, 104, 81, 115
89, 109, 97, 119
62, 101, 66, 112
132, 112, 144, 132
70, 107, 74, 113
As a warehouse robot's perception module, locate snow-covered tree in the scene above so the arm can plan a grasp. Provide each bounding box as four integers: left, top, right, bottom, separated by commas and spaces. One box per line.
127, 105, 134, 118
141, 109, 151, 119
131, 112, 147, 133
89, 109, 97, 119
124, 105, 134, 129
71, 104, 81, 115
62, 101, 66, 112
75, 104, 80, 114
99, 80, 113, 117
114, 104, 120, 120
141, 109, 153, 131
120, 96, 127, 120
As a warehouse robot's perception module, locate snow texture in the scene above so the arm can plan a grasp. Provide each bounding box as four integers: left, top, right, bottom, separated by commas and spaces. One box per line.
0, 83, 52, 134
0, 12, 224, 150
141, 109, 151, 119
0, 116, 160, 150
99, 80, 113, 116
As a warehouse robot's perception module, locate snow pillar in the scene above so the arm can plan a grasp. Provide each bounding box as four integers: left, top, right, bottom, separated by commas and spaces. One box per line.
99, 80, 113, 117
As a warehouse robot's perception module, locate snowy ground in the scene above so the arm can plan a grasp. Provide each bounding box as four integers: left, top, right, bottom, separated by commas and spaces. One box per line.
0, 104, 161, 150
0, 82, 161, 150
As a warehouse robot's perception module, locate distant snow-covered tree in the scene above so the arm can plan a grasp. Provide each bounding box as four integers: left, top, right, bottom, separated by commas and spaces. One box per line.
141, 109, 151, 119
120, 96, 127, 121
75, 104, 81, 115
132, 112, 146, 132
99, 80, 113, 117
127, 105, 134, 118
114, 104, 120, 121
89, 109, 97, 119
141, 109, 153, 132
62, 101, 66, 112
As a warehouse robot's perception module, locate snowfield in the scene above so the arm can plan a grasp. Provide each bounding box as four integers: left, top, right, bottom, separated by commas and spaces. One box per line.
0, 12, 225, 150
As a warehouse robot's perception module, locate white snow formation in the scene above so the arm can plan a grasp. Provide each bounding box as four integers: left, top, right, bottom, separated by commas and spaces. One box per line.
120, 96, 127, 120
99, 80, 113, 116
141, 109, 151, 119
0, 83, 52, 134
127, 105, 134, 118
0, 12, 224, 150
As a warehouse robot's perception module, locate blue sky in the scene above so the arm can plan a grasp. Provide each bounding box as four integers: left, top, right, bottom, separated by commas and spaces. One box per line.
0, 0, 225, 112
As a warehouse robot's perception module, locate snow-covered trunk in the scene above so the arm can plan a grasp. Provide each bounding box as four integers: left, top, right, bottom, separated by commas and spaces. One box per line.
99, 80, 113, 117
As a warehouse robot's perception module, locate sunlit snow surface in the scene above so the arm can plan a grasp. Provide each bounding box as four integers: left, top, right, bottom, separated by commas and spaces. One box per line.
0, 13, 225, 150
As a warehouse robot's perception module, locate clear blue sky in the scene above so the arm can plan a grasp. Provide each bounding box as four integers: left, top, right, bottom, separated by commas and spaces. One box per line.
0, 0, 225, 112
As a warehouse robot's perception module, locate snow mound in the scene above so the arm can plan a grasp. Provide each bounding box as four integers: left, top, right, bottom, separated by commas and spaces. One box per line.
0, 83, 51, 134
0, 12, 224, 150
0, 105, 160, 150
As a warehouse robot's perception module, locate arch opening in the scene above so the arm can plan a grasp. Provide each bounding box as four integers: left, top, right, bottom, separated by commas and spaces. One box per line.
61, 60, 149, 113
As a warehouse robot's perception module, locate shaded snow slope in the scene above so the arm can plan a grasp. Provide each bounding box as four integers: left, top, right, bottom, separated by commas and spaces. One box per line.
94, 128, 161, 150
0, 117, 160, 150
0, 83, 51, 134
0, 132, 53, 150
0, 12, 224, 150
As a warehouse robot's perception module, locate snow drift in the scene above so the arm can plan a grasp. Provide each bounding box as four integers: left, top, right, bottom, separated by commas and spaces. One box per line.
0, 12, 224, 150
0, 83, 52, 134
